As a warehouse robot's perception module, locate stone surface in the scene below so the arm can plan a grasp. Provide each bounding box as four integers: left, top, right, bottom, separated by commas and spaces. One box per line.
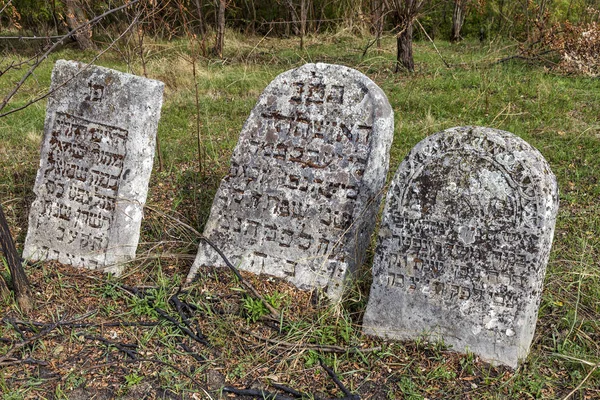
362, 126, 559, 368
187, 63, 393, 300
23, 60, 164, 274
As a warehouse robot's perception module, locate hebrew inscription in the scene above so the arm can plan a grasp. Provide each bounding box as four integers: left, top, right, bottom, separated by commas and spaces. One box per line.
24, 60, 164, 274
187, 63, 393, 300
363, 126, 559, 368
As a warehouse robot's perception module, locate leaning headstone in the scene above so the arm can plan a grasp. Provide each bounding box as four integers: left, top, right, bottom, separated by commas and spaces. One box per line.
187, 63, 393, 300
363, 126, 559, 368
23, 60, 164, 274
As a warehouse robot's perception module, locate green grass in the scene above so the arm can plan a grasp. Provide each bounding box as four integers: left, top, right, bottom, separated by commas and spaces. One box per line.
1, 32, 599, 398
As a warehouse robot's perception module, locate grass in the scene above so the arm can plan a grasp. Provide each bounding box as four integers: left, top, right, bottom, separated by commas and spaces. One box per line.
0, 31, 599, 398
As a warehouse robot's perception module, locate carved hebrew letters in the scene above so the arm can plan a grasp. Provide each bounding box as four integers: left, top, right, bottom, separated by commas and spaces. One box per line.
29, 112, 127, 266
23, 60, 164, 273
363, 126, 559, 369
188, 63, 394, 300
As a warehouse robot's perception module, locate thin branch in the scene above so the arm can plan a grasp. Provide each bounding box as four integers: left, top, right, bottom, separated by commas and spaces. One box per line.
319, 359, 359, 400
244, 330, 381, 354
0, 0, 142, 116
492, 49, 556, 65
0, 0, 13, 15
83, 334, 138, 359
223, 386, 296, 400
144, 205, 281, 320
0, 320, 61, 365
155, 306, 210, 346
562, 363, 600, 400
3, 317, 159, 329
415, 18, 450, 68
200, 235, 281, 320
0, 35, 65, 40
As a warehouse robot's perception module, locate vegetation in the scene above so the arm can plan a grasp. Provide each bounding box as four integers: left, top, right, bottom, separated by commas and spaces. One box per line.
0, 30, 598, 398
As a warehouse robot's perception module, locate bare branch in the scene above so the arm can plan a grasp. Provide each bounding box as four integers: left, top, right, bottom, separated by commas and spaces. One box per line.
0, 0, 142, 116
0, 0, 13, 15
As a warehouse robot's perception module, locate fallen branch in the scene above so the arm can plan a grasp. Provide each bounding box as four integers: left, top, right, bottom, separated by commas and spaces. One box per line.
200, 236, 281, 320
83, 334, 138, 359
0, 357, 48, 367
3, 318, 159, 329
492, 49, 555, 65
272, 383, 312, 398
223, 386, 296, 400
244, 330, 381, 354
0, 319, 61, 365
144, 205, 281, 321
118, 284, 210, 347
178, 342, 207, 362
155, 306, 209, 346
562, 362, 600, 400
319, 359, 360, 400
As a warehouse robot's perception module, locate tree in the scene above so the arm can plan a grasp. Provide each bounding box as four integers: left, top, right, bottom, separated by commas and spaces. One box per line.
63, 0, 97, 50
285, 0, 310, 50
214, 0, 226, 57
450, 0, 468, 42
372, 0, 386, 48
387, 0, 428, 72
0, 204, 33, 312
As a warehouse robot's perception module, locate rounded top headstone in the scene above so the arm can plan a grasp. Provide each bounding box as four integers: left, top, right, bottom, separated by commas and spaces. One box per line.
363, 126, 559, 368
188, 63, 394, 301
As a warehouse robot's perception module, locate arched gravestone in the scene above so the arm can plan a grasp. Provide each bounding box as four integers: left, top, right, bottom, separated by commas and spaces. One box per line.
187, 63, 393, 300
363, 126, 559, 368
23, 60, 164, 274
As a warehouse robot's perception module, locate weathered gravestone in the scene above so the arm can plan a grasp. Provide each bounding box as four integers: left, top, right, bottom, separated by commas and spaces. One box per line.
23, 60, 164, 274
187, 63, 393, 300
363, 126, 559, 368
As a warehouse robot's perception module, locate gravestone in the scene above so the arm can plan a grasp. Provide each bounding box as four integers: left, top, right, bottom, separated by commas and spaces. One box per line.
187, 63, 393, 300
23, 60, 164, 274
362, 126, 559, 368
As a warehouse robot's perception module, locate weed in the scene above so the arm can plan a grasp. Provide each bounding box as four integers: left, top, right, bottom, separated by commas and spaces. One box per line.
397, 376, 423, 400
124, 372, 143, 387
242, 296, 269, 322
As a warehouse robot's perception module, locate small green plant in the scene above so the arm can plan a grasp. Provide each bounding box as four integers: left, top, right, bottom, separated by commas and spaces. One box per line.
427, 365, 457, 381
124, 372, 143, 387
459, 350, 476, 376
242, 296, 269, 322
99, 281, 121, 300
397, 377, 423, 400
303, 350, 320, 367
264, 291, 285, 309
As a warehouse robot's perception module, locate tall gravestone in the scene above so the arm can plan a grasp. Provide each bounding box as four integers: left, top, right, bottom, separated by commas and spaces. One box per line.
23, 60, 164, 274
363, 126, 559, 368
187, 63, 393, 300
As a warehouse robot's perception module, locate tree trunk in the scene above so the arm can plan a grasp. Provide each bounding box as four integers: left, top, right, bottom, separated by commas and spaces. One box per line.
0, 204, 32, 312
396, 21, 415, 72
450, 0, 467, 42
0, 263, 8, 300
299, 0, 308, 50
194, 0, 206, 36
286, 0, 300, 36
372, 0, 385, 48
214, 0, 226, 58
63, 0, 97, 50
